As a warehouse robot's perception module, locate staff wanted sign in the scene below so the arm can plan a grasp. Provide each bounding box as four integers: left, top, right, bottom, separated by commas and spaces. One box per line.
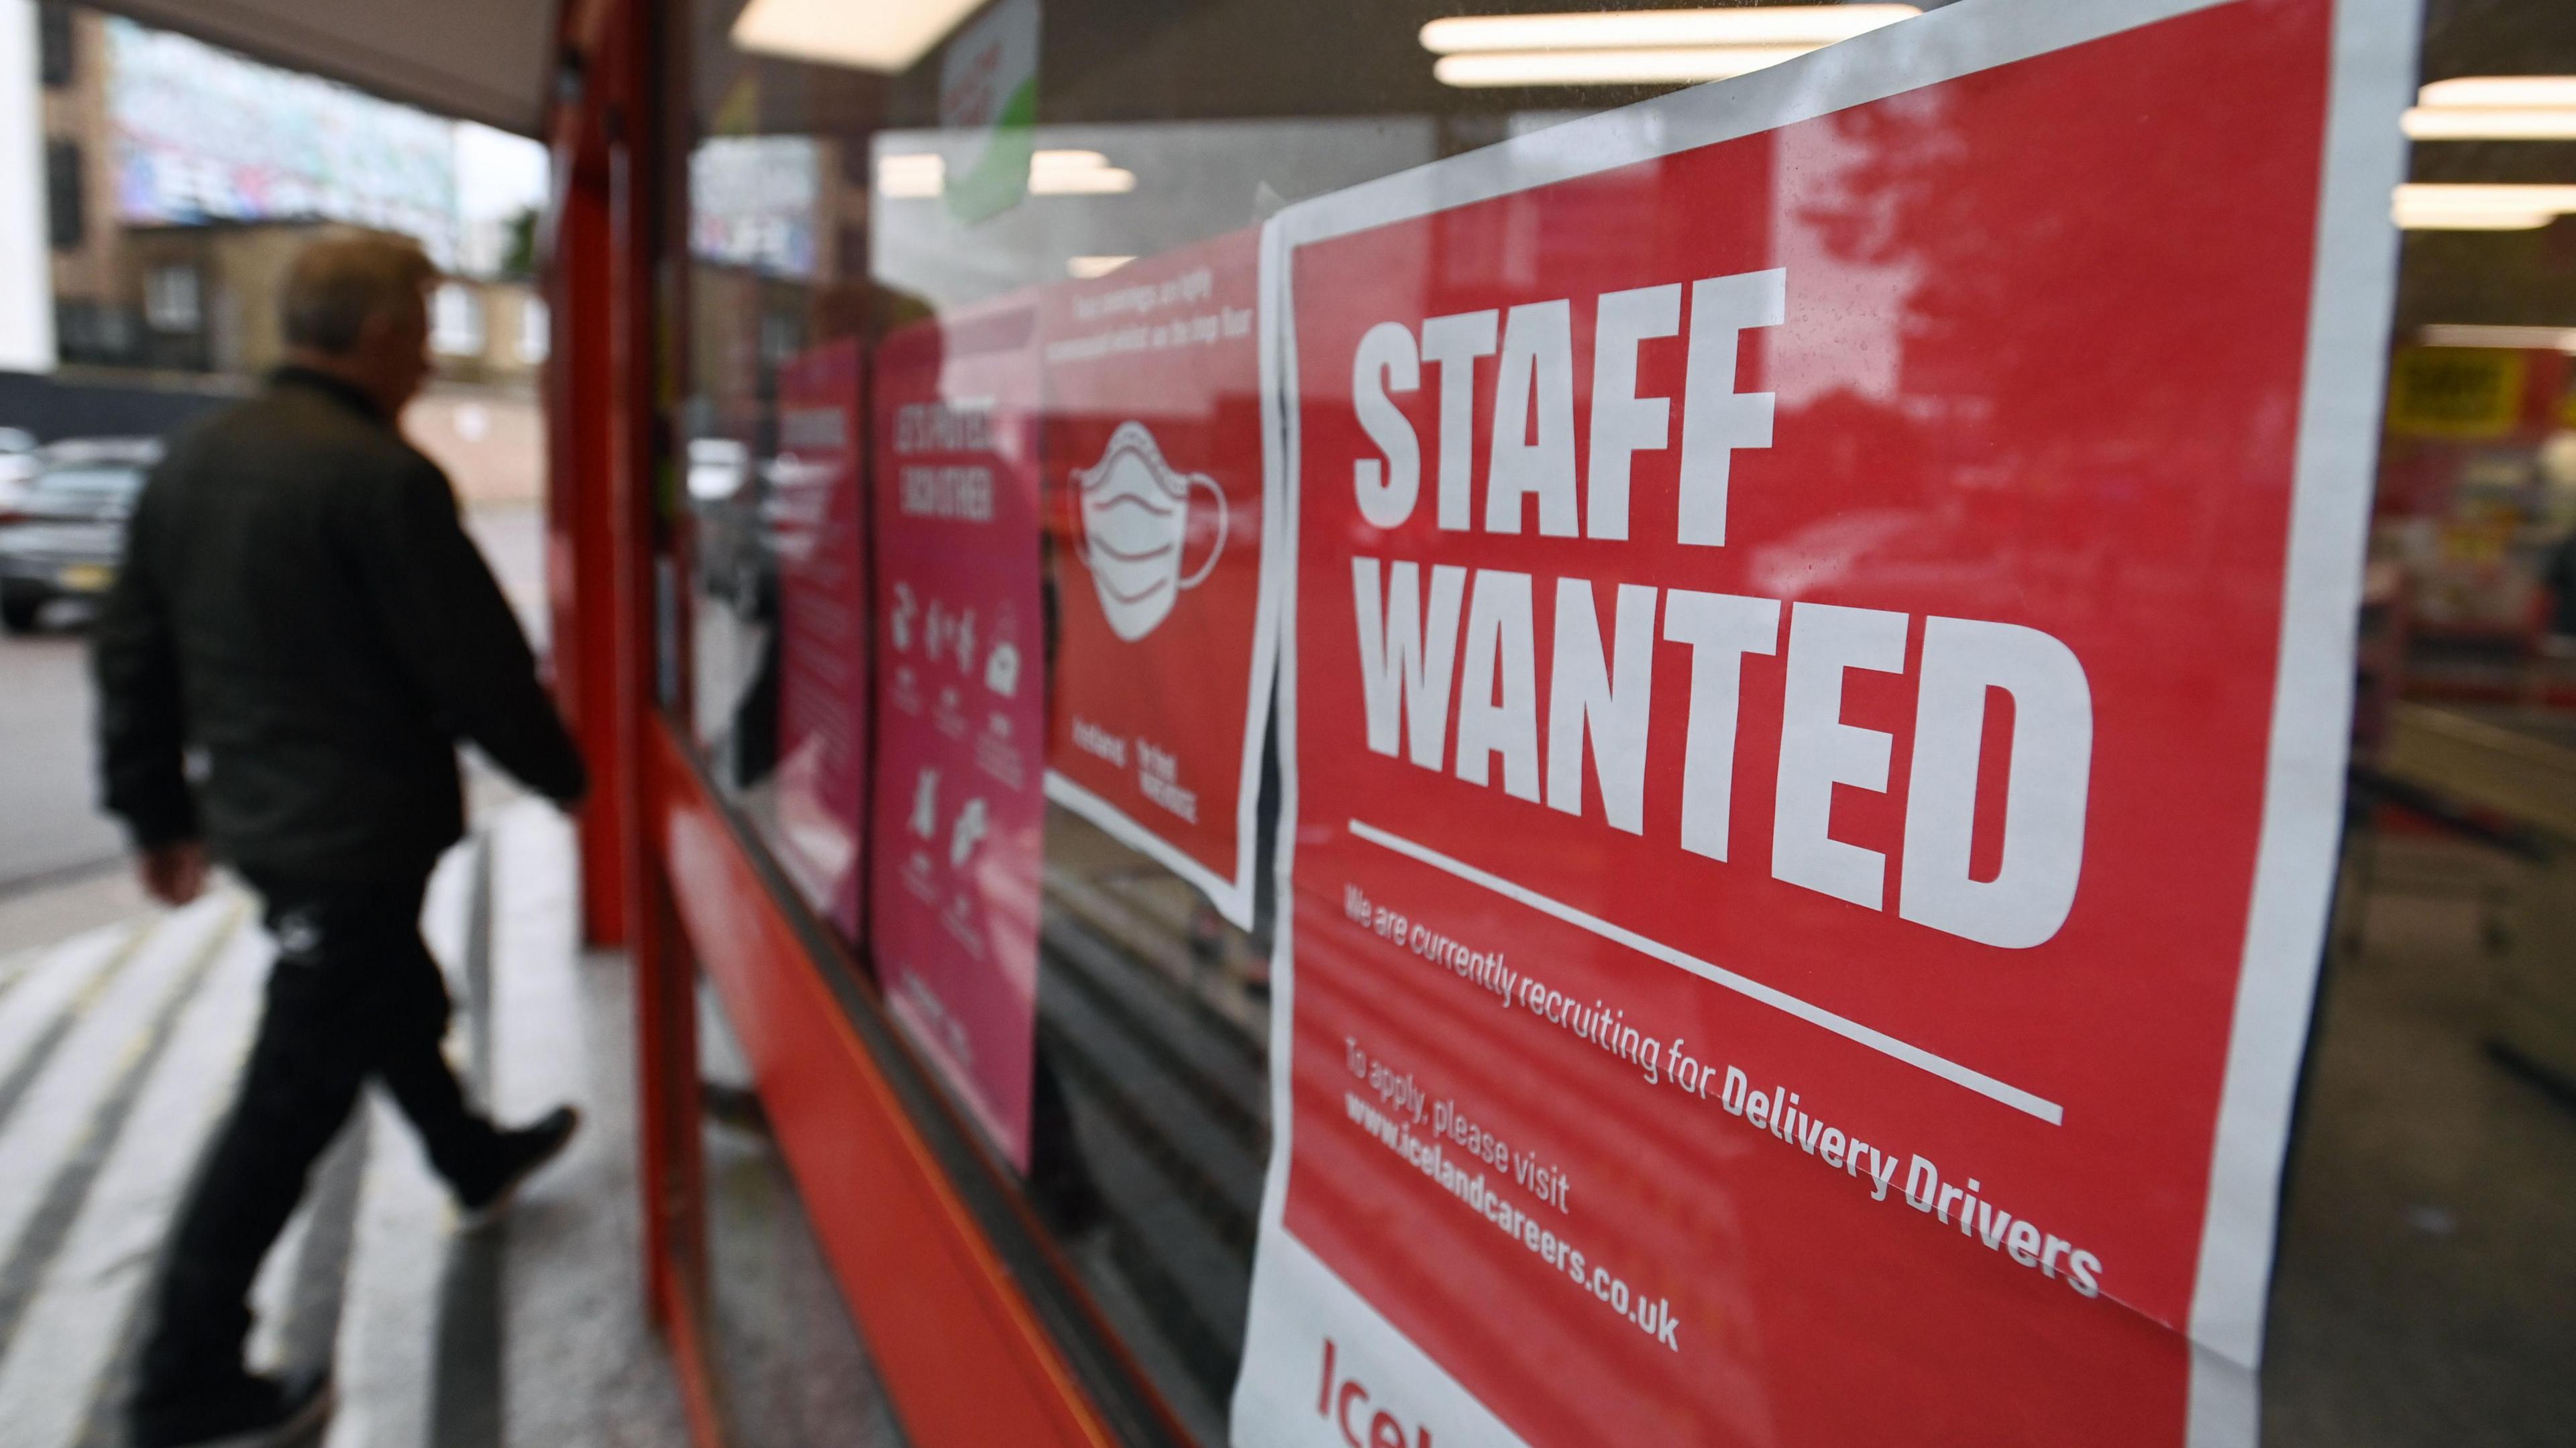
1236, 0, 2413, 1443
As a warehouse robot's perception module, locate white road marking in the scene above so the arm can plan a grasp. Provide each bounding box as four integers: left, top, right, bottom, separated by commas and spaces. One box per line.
317, 1097, 446, 1448
0, 926, 137, 1097
0, 896, 239, 1274
0, 913, 266, 1444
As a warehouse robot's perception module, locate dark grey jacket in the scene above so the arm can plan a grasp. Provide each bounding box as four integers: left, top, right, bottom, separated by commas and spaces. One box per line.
93, 367, 585, 881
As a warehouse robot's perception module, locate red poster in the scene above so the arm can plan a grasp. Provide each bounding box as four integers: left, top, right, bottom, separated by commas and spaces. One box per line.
1038, 231, 1278, 926
1237, 2, 2410, 1446
772, 339, 869, 938
869, 304, 1047, 1166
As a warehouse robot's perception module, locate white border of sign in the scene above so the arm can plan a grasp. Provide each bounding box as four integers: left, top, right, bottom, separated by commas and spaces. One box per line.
1234, 0, 2415, 1443
1040, 449, 1283, 930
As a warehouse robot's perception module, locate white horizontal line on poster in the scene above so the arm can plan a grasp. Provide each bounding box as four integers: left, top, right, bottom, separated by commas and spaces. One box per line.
1346, 818, 2066, 1125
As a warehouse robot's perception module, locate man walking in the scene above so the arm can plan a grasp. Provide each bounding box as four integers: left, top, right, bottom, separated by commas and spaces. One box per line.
93, 233, 588, 1448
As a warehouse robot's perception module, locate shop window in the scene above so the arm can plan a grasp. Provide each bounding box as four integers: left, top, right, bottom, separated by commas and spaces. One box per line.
142, 265, 201, 333
37, 5, 71, 89
431, 282, 486, 357
653, 0, 2576, 1443
517, 296, 550, 363
54, 298, 136, 366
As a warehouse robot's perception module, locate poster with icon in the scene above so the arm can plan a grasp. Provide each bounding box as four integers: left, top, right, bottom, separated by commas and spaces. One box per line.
1039, 228, 1279, 928
869, 304, 1046, 1167
771, 339, 871, 939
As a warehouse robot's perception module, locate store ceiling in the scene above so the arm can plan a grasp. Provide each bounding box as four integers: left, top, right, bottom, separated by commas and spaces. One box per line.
79, 0, 561, 135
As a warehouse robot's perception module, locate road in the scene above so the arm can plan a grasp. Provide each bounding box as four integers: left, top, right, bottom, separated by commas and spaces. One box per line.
0, 628, 125, 892
0, 504, 547, 898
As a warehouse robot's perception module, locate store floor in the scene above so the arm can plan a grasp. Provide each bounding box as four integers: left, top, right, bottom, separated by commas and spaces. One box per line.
2264, 831, 2576, 1447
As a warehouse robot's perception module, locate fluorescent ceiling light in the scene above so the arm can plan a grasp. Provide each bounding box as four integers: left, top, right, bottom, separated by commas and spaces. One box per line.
875, 148, 1135, 199
2397, 210, 2555, 230
2406, 76, 2576, 140
2419, 324, 2576, 352
1419, 5, 1918, 54
1030, 168, 1137, 194
1435, 46, 1813, 87
877, 153, 945, 199
2418, 75, 2576, 109
2392, 183, 2576, 231
2394, 182, 2576, 213
1067, 256, 1135, 279
732, 0, 985, 71
1424, 5, 1917, 89
1029, 150, 1136, 194
2404, 106, 2576, 140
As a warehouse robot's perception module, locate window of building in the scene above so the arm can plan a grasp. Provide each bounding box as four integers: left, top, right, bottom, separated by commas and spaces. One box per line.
142, 265, 201, 333
517, 296, 550, 363
431, 282, 486, 357
44, 140, 82, 251
37, 5, 72, 89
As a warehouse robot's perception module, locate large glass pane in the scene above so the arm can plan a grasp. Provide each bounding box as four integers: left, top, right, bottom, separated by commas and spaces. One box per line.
655, 1, 2576, 1443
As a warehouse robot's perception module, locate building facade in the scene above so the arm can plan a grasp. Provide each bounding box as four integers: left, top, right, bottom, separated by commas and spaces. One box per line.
29, 5, 545, 395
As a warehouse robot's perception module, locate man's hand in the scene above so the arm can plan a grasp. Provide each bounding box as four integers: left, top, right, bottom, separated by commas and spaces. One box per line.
138, 840, 209, 906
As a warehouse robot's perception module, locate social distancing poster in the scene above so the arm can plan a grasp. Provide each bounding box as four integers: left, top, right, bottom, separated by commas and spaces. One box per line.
870, 303, 1049, 1169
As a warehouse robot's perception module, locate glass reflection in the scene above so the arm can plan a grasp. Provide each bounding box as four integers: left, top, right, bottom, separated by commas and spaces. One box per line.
653, 0, 2576, 1442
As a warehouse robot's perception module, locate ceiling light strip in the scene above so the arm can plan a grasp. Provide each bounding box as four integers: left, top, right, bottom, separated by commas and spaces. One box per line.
2416, 75, 2576, 110
1419, 5, 1919, 55
2418, 324, 2576, 351
731, 0, 988, 72
1435, 45, 1819, 87
2403, 107, 2576, 140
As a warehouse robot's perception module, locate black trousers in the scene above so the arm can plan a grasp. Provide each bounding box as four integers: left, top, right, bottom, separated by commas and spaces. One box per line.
136, 871, 502, 1404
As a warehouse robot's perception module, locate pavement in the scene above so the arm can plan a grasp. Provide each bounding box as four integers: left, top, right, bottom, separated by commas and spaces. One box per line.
0, 797, 692, 1448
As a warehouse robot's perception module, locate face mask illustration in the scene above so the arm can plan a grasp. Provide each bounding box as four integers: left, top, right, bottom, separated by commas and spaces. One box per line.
1070, 422, 1227, 642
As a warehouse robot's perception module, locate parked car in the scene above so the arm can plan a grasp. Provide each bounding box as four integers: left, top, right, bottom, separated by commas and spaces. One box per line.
0, 438, 162, 632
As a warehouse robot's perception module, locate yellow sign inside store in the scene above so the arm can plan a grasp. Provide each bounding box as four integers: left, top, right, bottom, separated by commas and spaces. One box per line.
2387, 346, 2526, 439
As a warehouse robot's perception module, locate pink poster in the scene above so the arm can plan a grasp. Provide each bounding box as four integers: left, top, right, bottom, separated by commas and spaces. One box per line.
868, 305, 1047, 1166
771, 339, 869, 938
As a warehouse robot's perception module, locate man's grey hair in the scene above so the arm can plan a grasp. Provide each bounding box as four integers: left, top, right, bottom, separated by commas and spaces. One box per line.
280, 233, 438, 354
